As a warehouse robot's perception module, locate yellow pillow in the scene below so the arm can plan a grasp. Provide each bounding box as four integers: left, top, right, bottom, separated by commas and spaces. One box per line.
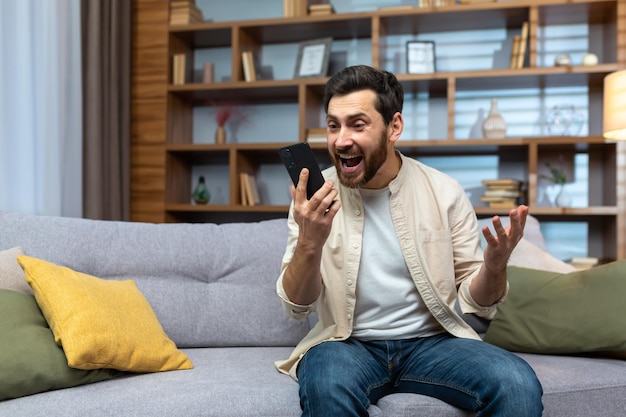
18, 255, 193, 373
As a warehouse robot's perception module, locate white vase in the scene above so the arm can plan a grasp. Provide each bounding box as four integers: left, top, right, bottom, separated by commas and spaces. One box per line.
482, 98, 507, 139
555, 184, 572, 207
469, 108, 485, 139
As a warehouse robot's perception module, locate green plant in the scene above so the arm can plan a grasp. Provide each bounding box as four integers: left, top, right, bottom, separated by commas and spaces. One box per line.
540, 160, 567, 185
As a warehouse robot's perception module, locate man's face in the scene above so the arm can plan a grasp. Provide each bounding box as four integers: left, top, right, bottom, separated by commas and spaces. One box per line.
326, 90, 394, 189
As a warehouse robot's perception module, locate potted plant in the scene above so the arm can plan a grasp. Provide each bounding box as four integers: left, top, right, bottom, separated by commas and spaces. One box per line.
210, 101, 241, 144
540, 158, 571, 207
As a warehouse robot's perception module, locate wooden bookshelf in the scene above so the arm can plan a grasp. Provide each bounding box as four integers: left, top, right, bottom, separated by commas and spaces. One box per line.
131, 0, 626, 260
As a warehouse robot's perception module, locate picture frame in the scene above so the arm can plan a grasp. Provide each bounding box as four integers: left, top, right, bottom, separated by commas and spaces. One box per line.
294, 37, 333, 78
406, 41, 436, 74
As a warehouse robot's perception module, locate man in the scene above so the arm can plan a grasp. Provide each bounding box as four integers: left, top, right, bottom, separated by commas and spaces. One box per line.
275, 65, 543, 416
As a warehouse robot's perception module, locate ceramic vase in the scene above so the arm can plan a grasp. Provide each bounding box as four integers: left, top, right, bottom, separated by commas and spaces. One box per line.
469, 108, 485, 139
215, 126, 227, 144
482, 98, 507, 139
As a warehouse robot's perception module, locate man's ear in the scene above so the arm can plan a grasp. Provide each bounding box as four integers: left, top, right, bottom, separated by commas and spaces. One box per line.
388, 112, 404, 143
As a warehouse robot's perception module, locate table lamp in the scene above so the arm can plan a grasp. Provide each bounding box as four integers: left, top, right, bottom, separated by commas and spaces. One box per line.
604, 70, 626, 140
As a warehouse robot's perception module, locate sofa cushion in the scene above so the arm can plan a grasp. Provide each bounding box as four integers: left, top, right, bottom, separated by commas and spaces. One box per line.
18, 255, 193, 372
0, 289, 119, 401
484, 261, 626, 355
507, 238, 575, 273
0, 246, 32, 294
0, 211, 310, 348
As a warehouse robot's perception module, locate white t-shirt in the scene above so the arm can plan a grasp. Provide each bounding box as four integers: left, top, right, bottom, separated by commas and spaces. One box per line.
352, 187, 443, 341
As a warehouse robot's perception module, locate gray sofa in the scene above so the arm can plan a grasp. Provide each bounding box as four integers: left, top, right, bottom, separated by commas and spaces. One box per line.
0, 210, 625, 417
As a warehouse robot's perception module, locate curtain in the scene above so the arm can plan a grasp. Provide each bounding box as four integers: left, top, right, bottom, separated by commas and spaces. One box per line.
81, 0, 132, 221
0, 1, 83, 217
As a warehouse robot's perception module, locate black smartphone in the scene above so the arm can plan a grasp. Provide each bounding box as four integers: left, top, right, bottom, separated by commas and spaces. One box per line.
279, 142, 326, 200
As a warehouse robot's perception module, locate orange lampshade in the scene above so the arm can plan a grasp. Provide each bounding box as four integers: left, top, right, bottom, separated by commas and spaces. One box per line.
603, 70, 626, 140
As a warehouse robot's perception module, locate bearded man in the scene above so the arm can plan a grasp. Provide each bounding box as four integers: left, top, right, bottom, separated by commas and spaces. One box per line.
275, 65, 543, 417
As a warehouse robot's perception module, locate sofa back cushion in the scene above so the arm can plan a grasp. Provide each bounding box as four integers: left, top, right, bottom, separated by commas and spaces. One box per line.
0, 211, 310, 348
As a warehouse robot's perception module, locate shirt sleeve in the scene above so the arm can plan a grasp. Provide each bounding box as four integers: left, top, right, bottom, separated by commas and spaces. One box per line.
457, 277, 509, 320
276, 274, 316, 320
275, 204, 316, 321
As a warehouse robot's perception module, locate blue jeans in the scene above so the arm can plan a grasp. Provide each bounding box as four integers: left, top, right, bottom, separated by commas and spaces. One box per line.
297, 333, 543, 417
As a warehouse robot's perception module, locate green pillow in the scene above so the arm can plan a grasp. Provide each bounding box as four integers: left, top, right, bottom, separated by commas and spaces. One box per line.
484, 261, 626, 356
0, 289, 120, 401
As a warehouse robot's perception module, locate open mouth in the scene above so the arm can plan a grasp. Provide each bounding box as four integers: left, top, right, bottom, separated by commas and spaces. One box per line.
339, 155, 363, 172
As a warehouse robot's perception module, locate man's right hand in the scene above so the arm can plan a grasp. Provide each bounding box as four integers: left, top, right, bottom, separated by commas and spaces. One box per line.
282, 168, 341, 305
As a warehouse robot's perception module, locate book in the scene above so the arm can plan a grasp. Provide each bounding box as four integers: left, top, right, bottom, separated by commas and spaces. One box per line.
481, 179, 522, 187
240, 173, 251, 206
242, 51, 261, 82
309, 4, 335, 13
516, 21, 529, 69
247, 174, 261, 205
306, 127, 327, 143
482, 189, 521, 198
479, 196, 518, 203
566, 257, 599, 270
487, 200, 517, 209
239, 173, 260, 206
509, 35, 521, 69
284, 0, 309, 17
284, 0, 295, 17
241, 51, 256, 82
379, 5, 414, 11
172, 53, 189, 85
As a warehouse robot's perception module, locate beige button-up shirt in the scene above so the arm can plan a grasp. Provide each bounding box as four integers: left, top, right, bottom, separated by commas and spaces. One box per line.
275, 153, 506, 379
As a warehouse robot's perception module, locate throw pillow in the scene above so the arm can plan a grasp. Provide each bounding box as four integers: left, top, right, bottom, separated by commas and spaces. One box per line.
507, 238, 576, 273
0, 247, 32, 294
484, 261, 626, 355
0, 289, 119, 401
18, 255, 193, 373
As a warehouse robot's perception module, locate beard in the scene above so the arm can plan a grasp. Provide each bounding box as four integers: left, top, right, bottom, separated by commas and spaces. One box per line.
331, 129, 389, 189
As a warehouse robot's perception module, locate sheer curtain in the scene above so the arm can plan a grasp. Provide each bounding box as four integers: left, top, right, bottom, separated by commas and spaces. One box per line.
0, 1, 82, 217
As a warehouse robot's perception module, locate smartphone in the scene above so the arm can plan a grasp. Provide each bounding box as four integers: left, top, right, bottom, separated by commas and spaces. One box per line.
279, 142, 326, 200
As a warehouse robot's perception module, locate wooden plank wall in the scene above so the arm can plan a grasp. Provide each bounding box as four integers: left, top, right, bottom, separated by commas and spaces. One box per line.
131, 0, 169, 223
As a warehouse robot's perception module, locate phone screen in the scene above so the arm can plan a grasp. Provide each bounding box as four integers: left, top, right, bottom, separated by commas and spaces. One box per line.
279, 143, 326, 200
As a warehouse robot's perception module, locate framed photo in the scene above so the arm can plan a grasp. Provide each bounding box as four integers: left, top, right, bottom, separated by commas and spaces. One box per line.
406, 41, 436, 74
294, 37, 333, 78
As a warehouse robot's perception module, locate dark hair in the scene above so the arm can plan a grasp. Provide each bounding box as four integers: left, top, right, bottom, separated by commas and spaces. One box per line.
323, 65, 404, 126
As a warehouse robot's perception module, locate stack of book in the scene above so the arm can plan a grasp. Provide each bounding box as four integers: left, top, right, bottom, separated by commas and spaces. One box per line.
566, 256, 599, 270
170, 0, 204, 25
480, 179, 523, 208
309, 3, 335, 16
509, 21, 529, 69
240, 173, 261, 206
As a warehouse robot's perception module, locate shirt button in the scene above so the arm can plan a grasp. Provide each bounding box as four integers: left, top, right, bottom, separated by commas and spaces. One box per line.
355, 209, 361, 216
347, 314, 352, 320
352, 243, 359, 249
347, 279, 352, 286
